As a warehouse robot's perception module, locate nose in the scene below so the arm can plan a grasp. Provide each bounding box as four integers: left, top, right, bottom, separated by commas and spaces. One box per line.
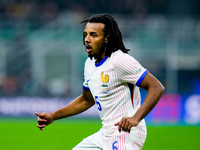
85, 35, 90, 43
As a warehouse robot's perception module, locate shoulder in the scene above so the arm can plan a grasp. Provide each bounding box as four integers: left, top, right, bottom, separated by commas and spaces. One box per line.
110, 50, 138, 66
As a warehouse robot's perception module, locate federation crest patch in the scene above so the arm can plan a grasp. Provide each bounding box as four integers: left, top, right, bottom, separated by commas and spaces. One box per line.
100, 71, 110, 94
136, 67, 142, 75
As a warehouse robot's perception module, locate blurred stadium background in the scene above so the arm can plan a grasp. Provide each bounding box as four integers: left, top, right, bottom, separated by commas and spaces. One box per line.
0, 0, 200, 149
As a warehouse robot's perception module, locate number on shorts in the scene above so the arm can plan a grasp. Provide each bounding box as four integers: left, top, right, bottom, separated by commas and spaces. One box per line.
95, 96, 102, 111
112, 141, 118, 150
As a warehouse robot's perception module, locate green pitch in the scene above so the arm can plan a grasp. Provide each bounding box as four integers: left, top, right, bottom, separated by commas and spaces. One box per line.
0, 118, 199, 150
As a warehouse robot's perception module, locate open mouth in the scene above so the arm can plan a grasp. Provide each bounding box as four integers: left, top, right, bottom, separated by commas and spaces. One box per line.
85, 45, 92, 53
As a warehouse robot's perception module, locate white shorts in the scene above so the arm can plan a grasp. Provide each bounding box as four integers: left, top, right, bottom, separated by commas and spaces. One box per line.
72, 127, 146, 150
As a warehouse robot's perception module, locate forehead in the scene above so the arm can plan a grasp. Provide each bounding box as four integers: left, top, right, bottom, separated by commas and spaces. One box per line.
84, 23, 105, 33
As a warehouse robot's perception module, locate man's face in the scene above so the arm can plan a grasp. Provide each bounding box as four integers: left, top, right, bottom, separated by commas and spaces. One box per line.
83, 23, 107, 62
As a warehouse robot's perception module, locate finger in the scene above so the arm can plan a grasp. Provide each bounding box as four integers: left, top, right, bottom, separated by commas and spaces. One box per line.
124, 120, 129, 130
37, 124, 46, 130
118, 124, 121, 132
117, 120, 123, 132
38, 127, 44, 131
121, 119, 126, 129
125, 124, 132, 133
119, 118, 127, 132
38, 121, 47, 126
35, 112, 45, 117
128, 124, 132, 130
114, 121, 122, 132
114, 121, 119, 126
37, 117, 47, 122
35, 112, 41, 116
37, 124, 46, 128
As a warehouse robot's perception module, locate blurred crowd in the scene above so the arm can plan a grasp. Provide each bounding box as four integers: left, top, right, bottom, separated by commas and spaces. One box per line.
0, 0, 59, 28
0, 0, 199, 97
0, 0, 167, 97
1, 0, 200, 29
1, 0, 200, 22
0, 34, 52, 97
0, 0, 168, 21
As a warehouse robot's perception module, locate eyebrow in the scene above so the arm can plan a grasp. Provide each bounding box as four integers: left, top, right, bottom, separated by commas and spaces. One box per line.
83, 31, 97, 35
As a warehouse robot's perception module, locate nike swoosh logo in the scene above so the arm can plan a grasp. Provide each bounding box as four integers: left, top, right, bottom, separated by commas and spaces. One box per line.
87, 79, 91, 82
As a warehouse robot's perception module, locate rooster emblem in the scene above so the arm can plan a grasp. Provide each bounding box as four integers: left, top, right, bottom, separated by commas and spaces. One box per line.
101, 71, 109, 87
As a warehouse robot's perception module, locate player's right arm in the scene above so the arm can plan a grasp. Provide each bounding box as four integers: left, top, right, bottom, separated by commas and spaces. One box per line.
35, 89, 95, 130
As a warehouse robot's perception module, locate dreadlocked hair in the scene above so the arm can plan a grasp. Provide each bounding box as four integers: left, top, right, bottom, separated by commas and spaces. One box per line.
81, 14, 129, 57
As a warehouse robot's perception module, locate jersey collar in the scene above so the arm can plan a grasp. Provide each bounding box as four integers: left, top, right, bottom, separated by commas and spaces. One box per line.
95, 56, 108, 67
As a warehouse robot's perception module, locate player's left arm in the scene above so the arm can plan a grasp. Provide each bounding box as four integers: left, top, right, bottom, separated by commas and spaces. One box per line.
115, 72, 165, 132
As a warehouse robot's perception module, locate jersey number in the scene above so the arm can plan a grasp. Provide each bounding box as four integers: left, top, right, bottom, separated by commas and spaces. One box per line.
112, 141, 118, 150
95, 96, 102, 111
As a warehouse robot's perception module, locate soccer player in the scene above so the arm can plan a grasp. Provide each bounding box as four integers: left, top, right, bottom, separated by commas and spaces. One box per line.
35, 14, 165, 150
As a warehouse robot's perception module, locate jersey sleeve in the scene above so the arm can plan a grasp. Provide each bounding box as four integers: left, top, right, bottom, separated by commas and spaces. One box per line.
83, 59, 90, 91
83, 75, 90, 91
114, 53, 148, 86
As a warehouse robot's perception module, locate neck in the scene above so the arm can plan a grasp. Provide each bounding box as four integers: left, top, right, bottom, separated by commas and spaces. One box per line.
96, 48, 106, 63
96, 56, 104, 63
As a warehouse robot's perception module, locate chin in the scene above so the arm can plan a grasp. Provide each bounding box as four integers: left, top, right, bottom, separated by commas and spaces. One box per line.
88, 53, 93, 59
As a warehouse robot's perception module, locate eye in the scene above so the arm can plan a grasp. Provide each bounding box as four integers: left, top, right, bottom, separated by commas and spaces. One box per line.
91, 33, 97, 37
83, 32, 87, 37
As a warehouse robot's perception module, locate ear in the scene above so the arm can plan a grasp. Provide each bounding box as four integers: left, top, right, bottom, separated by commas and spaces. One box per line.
105, 35, 109, 43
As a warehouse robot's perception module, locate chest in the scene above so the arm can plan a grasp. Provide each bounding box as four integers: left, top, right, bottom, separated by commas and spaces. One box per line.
86, 63, 120, 96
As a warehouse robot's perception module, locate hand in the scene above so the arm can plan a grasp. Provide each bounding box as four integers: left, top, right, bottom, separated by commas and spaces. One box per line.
114, 116, 139, 133
35, 112, 54, 131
